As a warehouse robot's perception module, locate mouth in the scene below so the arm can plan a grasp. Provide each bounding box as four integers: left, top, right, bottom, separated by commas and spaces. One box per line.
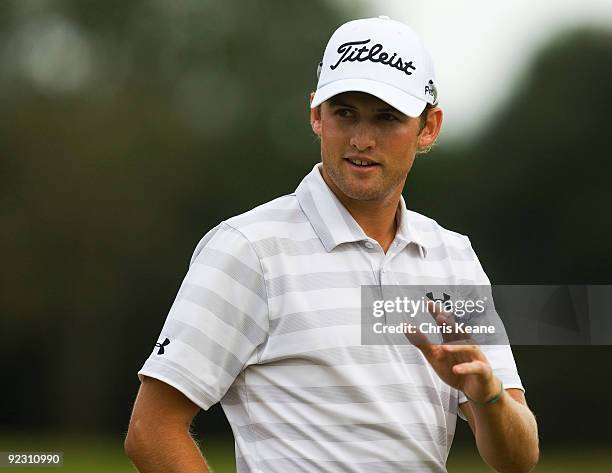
344, 157, 380, 169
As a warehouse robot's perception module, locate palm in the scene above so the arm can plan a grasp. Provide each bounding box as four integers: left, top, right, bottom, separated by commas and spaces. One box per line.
405, 304, 497, 402
420, 344, 484, 392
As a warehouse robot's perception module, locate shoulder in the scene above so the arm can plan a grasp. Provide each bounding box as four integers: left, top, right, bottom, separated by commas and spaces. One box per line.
406, 209, 472, 250
223, 193, 309, 241
190, 193, 310, 263
197, 194, 302, 240
224, 194, 300, 228
406, 209, 490, 284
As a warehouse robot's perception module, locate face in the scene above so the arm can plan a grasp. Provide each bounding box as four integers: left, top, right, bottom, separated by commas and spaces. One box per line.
310, 91, 441, 205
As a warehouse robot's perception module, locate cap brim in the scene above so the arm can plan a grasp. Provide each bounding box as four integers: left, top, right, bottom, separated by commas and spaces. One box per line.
310, 78, 427, 118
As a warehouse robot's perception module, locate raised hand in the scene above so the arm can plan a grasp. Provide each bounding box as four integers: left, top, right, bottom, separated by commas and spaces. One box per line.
406, 301, 502, 403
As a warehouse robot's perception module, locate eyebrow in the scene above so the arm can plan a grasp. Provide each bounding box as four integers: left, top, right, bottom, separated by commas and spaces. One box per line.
327, 97, 402, 114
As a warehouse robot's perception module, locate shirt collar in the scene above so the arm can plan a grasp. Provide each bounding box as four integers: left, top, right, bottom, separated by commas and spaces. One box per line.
295, 163, 428, 256
395, 194, 429, 258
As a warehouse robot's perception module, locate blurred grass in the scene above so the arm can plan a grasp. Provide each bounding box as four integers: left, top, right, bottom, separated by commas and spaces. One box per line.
447, 446, 612, 472
0, 433, 234, 473
0, 434, 610, 472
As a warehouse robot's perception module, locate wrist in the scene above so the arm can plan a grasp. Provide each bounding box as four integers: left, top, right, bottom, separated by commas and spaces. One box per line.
465, 378, 504, 405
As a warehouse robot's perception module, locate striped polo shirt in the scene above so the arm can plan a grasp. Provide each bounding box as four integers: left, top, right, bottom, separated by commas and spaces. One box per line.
138, 163, 523, 473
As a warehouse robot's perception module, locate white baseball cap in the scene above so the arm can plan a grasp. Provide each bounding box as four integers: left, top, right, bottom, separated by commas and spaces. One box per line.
311, 16, 438, 118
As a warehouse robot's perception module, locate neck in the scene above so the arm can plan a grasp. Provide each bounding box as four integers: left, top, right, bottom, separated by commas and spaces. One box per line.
322, 171, 402, 253
346, 198, 399, 252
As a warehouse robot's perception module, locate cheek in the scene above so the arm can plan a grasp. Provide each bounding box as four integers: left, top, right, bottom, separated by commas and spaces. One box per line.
320, 120, 348, 151
321, 118, 344, 137
390, 128, 419, 154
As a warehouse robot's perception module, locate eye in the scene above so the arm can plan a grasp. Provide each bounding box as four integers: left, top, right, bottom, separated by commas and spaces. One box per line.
378, 113, 399, 122
334, 108, 355, 118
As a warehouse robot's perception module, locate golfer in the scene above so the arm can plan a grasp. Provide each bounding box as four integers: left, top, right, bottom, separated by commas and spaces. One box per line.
125, 16, 539, 473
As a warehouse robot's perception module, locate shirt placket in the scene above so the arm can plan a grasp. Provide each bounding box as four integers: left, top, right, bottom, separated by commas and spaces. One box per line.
361, 238, 409, 327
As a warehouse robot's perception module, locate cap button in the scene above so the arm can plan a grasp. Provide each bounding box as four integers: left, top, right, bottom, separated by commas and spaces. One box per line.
378, 15, 391, 20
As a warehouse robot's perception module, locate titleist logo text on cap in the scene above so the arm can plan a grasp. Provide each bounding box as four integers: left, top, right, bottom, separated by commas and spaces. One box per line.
330, 39, 417, 76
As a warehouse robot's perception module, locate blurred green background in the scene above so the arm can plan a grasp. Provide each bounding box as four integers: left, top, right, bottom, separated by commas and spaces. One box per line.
1, 0, 611, 471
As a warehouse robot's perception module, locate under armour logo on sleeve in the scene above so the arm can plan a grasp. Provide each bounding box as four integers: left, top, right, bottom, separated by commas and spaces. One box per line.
155, 338, 170, 355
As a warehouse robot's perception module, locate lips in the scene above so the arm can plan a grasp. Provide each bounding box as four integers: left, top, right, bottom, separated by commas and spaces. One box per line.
345, 156, 379, 167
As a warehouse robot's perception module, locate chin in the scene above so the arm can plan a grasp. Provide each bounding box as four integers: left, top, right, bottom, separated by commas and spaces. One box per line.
340, 185, 384, 201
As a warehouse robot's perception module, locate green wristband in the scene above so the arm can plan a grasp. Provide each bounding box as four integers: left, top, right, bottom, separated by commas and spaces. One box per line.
465, 381, 504, 405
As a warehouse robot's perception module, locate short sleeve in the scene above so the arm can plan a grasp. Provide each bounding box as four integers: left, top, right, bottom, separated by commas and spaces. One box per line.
137, 222, 269, 410
457, 236, 524, 413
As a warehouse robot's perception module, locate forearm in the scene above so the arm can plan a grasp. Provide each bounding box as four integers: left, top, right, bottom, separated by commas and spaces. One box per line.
125, 423, 212, 473
469, 390, 539, 473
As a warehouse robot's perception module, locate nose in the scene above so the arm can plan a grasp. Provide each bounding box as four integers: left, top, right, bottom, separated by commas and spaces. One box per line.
349, 123, 376, 151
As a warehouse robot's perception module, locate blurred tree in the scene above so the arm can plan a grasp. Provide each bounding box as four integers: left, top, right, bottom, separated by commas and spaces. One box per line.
408, 27, 612, 285
0, 0, 348, 432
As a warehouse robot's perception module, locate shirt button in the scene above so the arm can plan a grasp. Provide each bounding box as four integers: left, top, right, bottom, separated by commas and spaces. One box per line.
364, 241, 374, 249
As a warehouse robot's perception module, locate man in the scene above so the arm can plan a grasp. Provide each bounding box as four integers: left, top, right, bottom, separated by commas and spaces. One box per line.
125, 17, 539, 473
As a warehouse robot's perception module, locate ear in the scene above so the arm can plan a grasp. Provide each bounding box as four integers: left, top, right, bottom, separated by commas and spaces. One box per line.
309, 92, 322, 137
417, 107, 443, 151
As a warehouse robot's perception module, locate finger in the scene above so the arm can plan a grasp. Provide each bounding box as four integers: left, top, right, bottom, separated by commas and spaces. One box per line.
442, 343, 484, 365
452, 360, 491, 376
426, 301, 471, 344
426, 301, 455, 336
434, 312, 453, 326
404, 325, 435, 357
441, 343, 481, 355
427, 300, 452, 319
